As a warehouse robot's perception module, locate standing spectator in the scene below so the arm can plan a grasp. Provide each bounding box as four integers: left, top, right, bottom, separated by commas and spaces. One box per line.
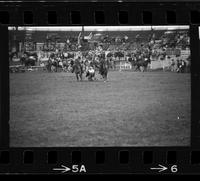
170, 59, 175, 72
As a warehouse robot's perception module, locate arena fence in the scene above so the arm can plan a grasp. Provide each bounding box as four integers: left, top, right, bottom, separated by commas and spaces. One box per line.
117, 61, 132, 70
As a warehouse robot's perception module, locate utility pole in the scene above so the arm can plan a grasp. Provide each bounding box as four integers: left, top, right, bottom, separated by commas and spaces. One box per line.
82, 26, 84, 41
81, 26, 84, 59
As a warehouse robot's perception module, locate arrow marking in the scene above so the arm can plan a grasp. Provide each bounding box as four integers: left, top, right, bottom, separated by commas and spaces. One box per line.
150, 164, 168, 172
53, 165, 71, 173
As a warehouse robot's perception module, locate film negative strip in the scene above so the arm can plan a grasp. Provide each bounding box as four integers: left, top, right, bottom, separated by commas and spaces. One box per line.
0, 0, 200, 175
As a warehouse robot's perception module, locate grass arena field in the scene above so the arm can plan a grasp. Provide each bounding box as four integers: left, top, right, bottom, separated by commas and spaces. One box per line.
10, 71, 191, 147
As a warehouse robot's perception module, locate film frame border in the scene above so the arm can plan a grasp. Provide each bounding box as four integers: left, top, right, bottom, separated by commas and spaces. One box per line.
0, 2, 200, 25
0, 1, 200, 174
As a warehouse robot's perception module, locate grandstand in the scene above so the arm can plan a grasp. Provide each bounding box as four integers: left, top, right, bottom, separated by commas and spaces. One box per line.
9, 26, 189, 52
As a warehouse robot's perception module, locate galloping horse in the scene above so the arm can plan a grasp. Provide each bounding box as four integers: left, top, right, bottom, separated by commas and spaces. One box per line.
72, 59, 83, 81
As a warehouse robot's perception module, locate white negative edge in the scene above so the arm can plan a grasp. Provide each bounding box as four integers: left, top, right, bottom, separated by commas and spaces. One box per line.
8, 25, 189, 32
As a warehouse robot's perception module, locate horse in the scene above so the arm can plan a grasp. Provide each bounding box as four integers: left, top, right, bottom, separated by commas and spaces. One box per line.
134, 57, 150, 72
21, 53, 37, 67
72, 60, 83, 81
99, 59, 109, 81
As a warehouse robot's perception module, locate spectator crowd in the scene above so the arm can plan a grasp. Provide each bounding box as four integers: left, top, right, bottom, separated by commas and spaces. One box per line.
9, 29, 190, 73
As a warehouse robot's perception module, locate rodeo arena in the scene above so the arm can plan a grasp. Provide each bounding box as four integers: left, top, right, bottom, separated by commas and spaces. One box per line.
9, 26, 191, 147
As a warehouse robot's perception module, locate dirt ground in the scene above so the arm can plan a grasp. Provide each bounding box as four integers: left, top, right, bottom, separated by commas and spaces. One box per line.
9, 71, 191, 147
